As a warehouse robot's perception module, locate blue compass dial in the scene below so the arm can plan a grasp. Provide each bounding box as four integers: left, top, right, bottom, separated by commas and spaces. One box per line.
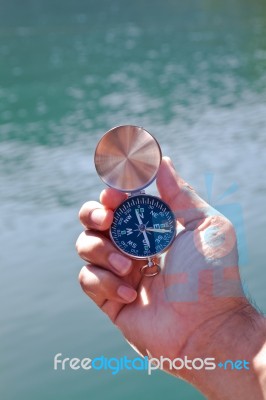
110, 195, 176, 258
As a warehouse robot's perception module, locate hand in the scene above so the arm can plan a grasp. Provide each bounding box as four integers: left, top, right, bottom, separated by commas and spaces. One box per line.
76, 157, 266, 399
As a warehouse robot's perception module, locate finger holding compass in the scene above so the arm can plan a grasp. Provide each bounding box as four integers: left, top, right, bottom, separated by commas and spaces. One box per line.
79, 189, 127, 231
77, 189, 145, 312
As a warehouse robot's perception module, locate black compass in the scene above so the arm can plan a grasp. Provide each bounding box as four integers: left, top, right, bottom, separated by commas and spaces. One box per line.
110, 195, 176, 259
94, 125, 177, 277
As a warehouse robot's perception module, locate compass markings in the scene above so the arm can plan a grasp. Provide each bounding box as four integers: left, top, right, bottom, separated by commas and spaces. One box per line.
110, 195, 176, 258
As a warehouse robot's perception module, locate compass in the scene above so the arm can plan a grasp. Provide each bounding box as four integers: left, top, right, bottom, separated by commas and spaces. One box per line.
94, 125, 176, 277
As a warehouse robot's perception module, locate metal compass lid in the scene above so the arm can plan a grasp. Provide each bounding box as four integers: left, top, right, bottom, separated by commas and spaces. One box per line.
94, 125, 162, 192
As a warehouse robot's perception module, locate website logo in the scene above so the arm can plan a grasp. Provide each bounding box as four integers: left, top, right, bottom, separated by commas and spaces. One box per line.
53, 354, 250, 375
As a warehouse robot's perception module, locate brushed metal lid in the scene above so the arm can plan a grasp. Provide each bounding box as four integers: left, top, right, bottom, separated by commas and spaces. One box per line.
94, 125, 162, 192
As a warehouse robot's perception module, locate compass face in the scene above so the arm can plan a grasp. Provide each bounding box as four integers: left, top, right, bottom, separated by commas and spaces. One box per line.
110, 195, 176, 259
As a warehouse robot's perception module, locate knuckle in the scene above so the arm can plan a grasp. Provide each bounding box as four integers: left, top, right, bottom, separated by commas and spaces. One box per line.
76, 232, 93, 259
78, 266, 87, 289
78, 207, 84, 221
79, 201, 101, 222
78, 265, 94, 290
214, 214, 235, 233
78, 202, 89, 220
76, 231, 106, 261
75, 231, 85, 255
182, 182, 196, 194
223, 218, 236, 237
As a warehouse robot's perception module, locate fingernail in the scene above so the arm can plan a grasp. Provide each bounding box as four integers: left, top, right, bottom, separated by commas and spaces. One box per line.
91, 209, 105, 226
109, 253, 132, 274
117, 285, 137, 302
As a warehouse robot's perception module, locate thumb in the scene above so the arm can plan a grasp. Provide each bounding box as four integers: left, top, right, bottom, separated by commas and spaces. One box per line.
156, 157, 210, 228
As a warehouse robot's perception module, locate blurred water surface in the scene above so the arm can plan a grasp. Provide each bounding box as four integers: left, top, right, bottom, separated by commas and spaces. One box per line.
1, 1, 266, 399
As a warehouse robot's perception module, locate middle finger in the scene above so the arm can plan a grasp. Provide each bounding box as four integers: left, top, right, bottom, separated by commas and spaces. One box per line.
76, 230, 133, 277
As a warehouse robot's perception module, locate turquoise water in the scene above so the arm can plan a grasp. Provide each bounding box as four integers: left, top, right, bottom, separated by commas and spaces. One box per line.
1, 1, 266, 399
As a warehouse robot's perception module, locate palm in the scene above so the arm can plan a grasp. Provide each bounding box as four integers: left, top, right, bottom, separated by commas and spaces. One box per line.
104, 210, 241, 360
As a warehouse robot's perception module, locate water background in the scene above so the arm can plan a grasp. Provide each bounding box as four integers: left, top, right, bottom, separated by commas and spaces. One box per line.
1, 1, 266, 399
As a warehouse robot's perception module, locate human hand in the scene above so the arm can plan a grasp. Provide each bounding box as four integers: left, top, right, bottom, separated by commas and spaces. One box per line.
76, 156, 266, 399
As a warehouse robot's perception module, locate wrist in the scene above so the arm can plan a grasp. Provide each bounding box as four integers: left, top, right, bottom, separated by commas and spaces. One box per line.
253, 334, 266, 395
179, 299, 266, 399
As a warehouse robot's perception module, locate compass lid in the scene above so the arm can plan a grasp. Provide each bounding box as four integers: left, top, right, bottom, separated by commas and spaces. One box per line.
94, 125, 162, 192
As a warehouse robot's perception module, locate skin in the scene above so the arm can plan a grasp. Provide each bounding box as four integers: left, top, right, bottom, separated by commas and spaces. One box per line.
76, 156, 266, 399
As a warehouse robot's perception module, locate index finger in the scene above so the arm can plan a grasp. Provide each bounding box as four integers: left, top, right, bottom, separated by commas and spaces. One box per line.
79, 201, 113, 231
79, 189, 127, 231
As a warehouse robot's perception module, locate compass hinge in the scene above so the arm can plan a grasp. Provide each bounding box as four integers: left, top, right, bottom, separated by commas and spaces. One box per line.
128, 190, 146, 197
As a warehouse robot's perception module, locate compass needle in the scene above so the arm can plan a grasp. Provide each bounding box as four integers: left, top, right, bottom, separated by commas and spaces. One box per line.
135, 209, 143, 225
146, 228, 172, 233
